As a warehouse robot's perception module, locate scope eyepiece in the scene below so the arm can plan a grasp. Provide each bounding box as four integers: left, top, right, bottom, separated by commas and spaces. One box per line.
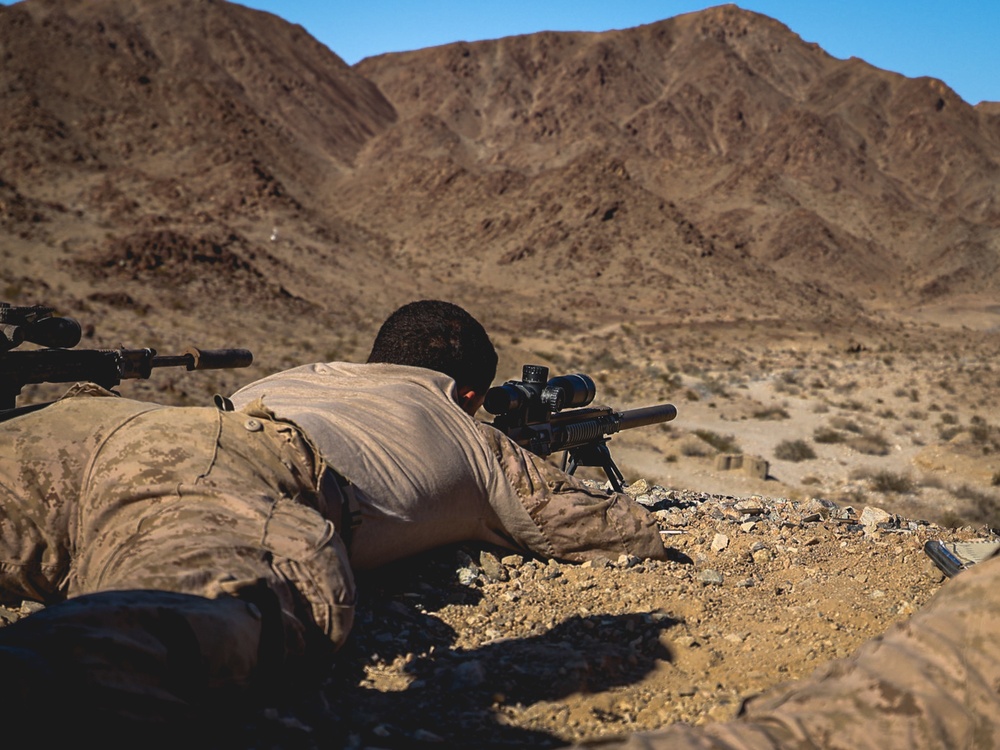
484, 382, 529, 415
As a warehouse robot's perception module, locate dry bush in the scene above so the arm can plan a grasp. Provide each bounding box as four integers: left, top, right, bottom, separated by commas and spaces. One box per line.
837, 399, 866, 411
679, 438, 711, 457
829, 416, 863, 433
774, 439, 816, 462
752, 407, 790, 420
848, 431, 891, 456
950, 484, 1000, 529
868, 470, 916, 494
813, 427, 846, 444
694, 430, 740, 453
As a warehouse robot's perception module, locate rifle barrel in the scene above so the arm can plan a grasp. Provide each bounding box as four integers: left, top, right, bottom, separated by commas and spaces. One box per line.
151, 348, 253, 372
619, 403, 677, 430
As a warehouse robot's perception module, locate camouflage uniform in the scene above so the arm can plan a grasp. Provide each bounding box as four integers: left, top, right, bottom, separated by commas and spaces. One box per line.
0, 361, 664, 726
570, 554, 1000, 750
229, 361, 669, 571
0, 385, 354, 726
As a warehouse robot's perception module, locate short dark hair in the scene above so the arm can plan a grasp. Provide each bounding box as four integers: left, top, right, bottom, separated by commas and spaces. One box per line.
367, 300, 497, 393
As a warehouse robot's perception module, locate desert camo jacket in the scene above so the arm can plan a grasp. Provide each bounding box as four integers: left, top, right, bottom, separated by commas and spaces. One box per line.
230, 362, 669, 571
0, 383, 355, 659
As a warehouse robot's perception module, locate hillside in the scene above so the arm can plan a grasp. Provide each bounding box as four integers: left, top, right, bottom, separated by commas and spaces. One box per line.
2, 5, 1000, 741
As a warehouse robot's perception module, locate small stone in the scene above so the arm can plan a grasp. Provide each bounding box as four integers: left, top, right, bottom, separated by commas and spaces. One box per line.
625, 478, 650, 497
618, 554, 642, 568
456, 567, 479, 586
711, 533, 730, 552
413, 729, 445, 743
451, 659, 487, 688
697, 569, 724, 585
860, 506, 893, 530
734, 500, 766, 515
479, 551, 508, 581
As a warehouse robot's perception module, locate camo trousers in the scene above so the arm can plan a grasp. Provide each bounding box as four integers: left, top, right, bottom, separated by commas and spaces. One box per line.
0, 390, 355, 725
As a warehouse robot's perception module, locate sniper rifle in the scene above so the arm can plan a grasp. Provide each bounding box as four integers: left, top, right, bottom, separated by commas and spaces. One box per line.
0, 303, 253, 421
485, 364, 677, 493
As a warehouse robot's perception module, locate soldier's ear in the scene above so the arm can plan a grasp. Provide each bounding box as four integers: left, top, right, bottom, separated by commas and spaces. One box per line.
456, 385, 485, 416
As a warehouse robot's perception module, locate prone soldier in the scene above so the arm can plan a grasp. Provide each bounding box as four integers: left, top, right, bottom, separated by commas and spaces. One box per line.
0, 299, 674, 733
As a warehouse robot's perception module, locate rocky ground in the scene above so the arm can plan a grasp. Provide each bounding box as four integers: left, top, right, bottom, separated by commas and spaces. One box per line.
296, 481, 988, 750
4, 477, 979, 748
214, 478, 987, 749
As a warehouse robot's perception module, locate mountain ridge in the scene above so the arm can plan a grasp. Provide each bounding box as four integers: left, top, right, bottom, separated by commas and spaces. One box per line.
1, 0, 998, 378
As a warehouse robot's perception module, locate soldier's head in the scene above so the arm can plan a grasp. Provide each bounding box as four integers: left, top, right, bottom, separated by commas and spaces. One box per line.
367, 300, 497, 414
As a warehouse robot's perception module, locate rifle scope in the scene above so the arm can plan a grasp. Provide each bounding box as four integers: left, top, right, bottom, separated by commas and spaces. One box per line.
484, 364, 596, 415
0, 304, 82, 352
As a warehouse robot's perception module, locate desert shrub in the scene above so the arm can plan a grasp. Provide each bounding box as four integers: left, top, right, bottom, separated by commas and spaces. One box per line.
919, 474, 947, 490
829, 416, 863, 433
694, 430, 739, 453
937, 425, 963, 441
992, 472, 1000, 487
939, 412, 959, 425
848, 432, 891, 456
950, 485, 1000, 529
869, 470, 915, 494
779, 371, 801, 385
658, 372, 683, 390
813, 427, 846, 444
753, 407, 790, 420
876, 409, 897, 419
593, 349, 626, 371
774, 439, 816, 462
702, 376, 730, 397
833, 380, 858, 394
838, 399, 865, 411
680, 439, 710, 458
773, 380, 800, 395
684, 389, 700, 402
966, 419, 1000, 453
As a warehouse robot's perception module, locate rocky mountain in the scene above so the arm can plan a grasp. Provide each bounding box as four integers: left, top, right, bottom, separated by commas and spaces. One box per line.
1, 0, 999, 389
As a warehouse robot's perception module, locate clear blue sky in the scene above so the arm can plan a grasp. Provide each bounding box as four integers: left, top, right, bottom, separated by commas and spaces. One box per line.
236, 1, 998, 106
